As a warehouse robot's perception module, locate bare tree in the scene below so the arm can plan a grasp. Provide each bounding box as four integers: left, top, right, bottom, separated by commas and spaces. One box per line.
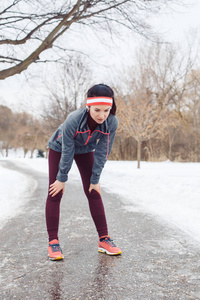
183, 69, 200, 161
0, 0, 177, 79
115, 40, 199, 161
124, 41, 196, 111
42, 54, 93, 132
117, 91, 168, 168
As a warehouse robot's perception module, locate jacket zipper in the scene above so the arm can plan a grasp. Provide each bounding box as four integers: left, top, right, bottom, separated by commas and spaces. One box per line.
84, 130, 92, 145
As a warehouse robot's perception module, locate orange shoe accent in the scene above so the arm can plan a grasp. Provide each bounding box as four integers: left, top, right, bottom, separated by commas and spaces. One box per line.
48, 239, 64, 260
98, 235, 122, 256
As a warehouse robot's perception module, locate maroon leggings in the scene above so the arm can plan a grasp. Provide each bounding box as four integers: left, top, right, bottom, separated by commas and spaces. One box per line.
45, 149, 108, 241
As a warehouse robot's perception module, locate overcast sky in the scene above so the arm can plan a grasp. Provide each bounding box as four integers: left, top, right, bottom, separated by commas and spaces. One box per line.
1, 0, 200, 115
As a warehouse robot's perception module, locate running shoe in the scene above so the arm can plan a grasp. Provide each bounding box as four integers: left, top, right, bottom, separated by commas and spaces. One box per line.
48, 239, 64, 260
98, 235, 122, 255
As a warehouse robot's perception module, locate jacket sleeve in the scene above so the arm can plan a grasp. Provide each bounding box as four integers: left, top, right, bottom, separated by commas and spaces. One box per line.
90, 116, 118, 184
56, 115, 77, 182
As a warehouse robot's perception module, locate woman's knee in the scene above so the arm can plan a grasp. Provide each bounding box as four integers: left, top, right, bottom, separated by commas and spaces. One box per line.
85, 188, 101, 200
47, 191, 63, 203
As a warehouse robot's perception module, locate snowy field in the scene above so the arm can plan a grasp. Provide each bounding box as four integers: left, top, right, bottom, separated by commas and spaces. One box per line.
0, 150, 200, 244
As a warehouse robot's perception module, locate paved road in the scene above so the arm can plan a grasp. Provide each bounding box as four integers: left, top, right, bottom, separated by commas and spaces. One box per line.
1, 160, 200, 300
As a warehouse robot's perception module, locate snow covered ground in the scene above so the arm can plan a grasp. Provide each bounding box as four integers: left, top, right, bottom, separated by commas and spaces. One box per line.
1, 150, 200, 244
0, 160, 37, 229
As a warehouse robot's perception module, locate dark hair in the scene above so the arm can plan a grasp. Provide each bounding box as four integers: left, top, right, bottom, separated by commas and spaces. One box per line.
87, 83, 116, 115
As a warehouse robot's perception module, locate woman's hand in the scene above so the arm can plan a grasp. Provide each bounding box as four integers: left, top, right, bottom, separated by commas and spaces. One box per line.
49, 180, 65, 197
89, 183, 101, 196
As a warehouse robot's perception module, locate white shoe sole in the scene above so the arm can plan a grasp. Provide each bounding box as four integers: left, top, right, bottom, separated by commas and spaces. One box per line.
98, 247, 122, 256
48, 255, 64, 261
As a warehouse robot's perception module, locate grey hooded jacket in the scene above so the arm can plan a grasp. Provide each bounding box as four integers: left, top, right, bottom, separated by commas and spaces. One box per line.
48, 107, 118, 184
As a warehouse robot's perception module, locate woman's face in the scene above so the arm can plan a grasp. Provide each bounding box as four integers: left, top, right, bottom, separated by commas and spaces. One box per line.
89, 105, 111, 124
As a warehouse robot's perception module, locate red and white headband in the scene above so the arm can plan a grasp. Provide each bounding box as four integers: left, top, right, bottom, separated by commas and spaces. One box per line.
86, 97, 113, 107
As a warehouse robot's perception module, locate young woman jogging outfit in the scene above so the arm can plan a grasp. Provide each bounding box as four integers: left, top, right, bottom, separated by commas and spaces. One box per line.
46, 84, 122, 260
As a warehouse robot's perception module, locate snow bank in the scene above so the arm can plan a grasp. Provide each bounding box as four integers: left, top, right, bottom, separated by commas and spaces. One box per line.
0, 163, 37, 229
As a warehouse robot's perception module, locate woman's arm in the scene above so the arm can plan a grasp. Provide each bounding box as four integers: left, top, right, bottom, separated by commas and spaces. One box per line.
91, 116, 118, 185
49, 113, 78, 197
56, 114, 77, 183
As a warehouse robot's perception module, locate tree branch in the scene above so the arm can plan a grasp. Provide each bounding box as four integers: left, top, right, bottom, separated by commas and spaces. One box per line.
0, 1, 81, 79
0, 0, 22, 16
0, 17, 56, 45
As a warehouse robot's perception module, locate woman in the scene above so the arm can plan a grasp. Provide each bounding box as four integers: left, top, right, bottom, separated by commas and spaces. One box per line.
46, 83, 122, 260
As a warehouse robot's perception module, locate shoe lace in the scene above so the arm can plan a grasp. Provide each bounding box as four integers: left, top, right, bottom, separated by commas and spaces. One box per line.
101, 237, 116, 247
50, 243, 62, 253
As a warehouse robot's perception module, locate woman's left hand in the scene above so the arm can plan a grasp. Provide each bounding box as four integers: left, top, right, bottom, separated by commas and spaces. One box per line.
89, 183, 101, 195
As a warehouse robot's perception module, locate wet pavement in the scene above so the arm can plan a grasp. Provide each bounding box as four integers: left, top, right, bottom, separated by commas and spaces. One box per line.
1, 160, 200, 300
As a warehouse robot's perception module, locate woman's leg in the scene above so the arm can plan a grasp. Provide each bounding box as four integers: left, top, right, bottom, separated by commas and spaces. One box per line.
74, 152, 108, 237
45, 149, 63, 242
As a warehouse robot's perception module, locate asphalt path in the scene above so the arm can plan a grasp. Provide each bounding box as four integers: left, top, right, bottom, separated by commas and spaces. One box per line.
1, 160, 200, 300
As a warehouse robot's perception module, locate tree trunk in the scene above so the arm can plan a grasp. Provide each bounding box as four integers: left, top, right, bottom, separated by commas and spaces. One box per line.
168, 129, 174, 161
45, 148, 49, 159
148, 139, 153, 160
30, 149, 34, 159
23, 148, 28, 158
137, 140, 141, 169
6, 144, 9, 157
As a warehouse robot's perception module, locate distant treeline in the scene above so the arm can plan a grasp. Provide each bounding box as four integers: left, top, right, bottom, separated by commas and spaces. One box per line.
0, 95, 199, 163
